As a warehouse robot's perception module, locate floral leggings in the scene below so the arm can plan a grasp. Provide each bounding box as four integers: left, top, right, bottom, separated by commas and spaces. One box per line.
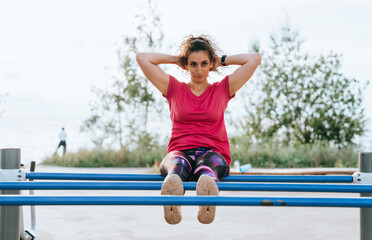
159, 147, 230, 182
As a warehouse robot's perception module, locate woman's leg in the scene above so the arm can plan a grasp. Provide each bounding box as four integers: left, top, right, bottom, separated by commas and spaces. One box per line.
158, 151, 193, 224
194, 151, 230, 224
159, 151, 194, 181
194, 151, 230, 182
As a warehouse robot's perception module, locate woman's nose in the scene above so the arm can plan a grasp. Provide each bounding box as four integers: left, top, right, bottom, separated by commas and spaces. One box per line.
197, 66, 202, 73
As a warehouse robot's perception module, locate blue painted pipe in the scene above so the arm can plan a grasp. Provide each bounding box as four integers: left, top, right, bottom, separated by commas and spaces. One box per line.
0, 182, 369, 193
25, 172, 354, 183
26, 172, 164, 181
0, 196, 372, 207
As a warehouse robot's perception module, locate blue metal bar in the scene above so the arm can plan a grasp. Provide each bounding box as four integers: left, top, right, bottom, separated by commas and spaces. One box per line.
26, 172, 164, 181
0, 182, 369, 193
0, 196, 372, 207
224, 175, 353, 183
25, 172, 354, 183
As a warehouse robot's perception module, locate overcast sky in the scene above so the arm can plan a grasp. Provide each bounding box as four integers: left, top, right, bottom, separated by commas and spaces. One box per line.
1, 0, 372, 150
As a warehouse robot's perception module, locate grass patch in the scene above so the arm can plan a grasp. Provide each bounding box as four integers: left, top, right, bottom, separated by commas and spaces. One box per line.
42, 145, 167, 168
230, 137, 359, 168
43, 138, 360, 168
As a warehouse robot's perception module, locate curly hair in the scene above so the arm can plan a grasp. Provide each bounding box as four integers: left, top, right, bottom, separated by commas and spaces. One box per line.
178, 35, 220, 68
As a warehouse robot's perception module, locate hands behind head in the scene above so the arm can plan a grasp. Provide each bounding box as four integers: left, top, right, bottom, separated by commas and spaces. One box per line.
176, 56, 187, 70
210, 55, 222, 72
176, 55, 222, 72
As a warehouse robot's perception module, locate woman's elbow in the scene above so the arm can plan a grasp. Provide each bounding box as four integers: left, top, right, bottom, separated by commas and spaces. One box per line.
136, 52, 152, 63
136, 52, 145, 63
255, 53, 262, 64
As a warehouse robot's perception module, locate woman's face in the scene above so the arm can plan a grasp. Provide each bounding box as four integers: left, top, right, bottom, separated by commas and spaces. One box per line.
186, 51, 213, 82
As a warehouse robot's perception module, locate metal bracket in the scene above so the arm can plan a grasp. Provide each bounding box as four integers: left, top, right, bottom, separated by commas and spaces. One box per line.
0, 169, 27, 181
353, 172, 372, 184
24, 230, 36, 240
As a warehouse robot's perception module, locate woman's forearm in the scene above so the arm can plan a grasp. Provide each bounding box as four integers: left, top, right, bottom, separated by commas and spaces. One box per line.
136, 52, 179, 66
226, 53, 262, 96
222, 53, 261, 66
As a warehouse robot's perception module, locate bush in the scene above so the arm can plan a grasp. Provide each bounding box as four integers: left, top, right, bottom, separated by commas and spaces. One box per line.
42, 144, 167, 168
43, 137, 360, 168
230, 136, 360, 168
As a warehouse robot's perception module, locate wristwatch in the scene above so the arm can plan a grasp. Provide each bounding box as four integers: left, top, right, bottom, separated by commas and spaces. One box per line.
221, 55, 227, 66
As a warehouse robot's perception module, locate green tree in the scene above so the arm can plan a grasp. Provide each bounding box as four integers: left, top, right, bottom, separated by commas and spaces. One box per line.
81, 0, 166, 149
239, 23, 368, 146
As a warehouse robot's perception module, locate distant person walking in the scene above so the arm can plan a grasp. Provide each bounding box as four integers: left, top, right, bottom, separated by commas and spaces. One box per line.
54, 127, 67, 156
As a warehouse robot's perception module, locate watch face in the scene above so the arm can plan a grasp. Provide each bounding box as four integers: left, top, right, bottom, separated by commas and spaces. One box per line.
221, 55, 226, 65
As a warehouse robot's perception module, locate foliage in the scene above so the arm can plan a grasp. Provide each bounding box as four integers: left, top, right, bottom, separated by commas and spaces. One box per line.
230, 136, 360, 168
119, 0, 165, 134
81, 0, 166, 150
43, 139, 359, 168
42, 144, 167, 168
240, 22, 368, 146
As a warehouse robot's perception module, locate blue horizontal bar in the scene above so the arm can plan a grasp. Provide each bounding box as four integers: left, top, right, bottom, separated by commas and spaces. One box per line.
224, 175, 353, 183
26, 172, 164, 181
0, 182, 369, 193
25, 172, 354, 183
1, 196, 372, 207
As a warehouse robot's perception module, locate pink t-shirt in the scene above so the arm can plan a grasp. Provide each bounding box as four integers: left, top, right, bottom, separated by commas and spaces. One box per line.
164, 75, 235, 165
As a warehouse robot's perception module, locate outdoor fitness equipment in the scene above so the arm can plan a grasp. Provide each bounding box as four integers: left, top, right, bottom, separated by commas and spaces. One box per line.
1, 148, 372, 240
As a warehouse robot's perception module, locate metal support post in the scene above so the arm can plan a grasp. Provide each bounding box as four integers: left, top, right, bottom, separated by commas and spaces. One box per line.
0, 148, 21, 240
360, 152, 372, 240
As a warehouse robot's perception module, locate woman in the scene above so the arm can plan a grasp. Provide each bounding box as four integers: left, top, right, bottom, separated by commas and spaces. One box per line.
136, 35, 261, 224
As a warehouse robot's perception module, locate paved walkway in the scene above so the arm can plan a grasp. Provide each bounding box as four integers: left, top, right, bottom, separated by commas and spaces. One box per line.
22, 166, 359, 240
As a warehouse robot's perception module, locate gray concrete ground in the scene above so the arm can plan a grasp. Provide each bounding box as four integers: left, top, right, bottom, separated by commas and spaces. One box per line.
21, 166, 360, 240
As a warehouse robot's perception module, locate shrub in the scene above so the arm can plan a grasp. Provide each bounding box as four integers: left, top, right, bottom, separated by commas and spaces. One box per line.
230, 136, 360, 168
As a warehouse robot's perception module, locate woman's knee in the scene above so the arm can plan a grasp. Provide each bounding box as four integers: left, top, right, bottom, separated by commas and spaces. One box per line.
159, 151, 194, 178
160, 151, 192, 167
195, 152, 229, 180
195, 152, 228, 168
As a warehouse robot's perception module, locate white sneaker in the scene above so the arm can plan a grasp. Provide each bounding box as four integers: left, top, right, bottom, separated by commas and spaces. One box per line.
196, 175, 219, 224
160, 174, 184, 224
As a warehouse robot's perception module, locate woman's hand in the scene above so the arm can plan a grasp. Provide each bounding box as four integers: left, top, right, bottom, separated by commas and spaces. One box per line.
176, 56, 187, 70
210, 55, 222, 71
